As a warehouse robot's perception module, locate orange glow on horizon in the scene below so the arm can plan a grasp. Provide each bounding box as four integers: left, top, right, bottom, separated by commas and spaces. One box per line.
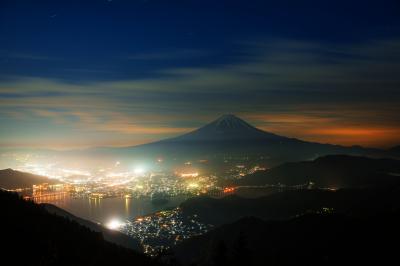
305, 127, 400, 147
250, 112, 400, 148
3, 112, 400, 149
258, 124, 400, 148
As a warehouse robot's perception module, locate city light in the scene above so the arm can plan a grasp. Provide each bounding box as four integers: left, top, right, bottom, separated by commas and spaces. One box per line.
223, 187, 235, 193
7, 150, 341, 256
134, 167, 145, 175
122, 208, 213, 255
106, 219, 124, 230
181, 172, 199, 178
188, 183, 199, 188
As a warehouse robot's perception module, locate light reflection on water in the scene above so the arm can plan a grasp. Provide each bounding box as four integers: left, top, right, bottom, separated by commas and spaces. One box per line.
38, 195, 189, 225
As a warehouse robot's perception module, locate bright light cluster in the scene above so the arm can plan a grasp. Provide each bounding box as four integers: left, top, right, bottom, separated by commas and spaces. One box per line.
106, 219, 124, 230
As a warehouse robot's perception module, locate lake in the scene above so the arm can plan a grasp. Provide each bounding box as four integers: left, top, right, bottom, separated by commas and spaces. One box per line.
37, 195, 189, 225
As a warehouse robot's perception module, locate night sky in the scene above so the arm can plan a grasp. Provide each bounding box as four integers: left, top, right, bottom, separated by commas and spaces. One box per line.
1, 0, 400, 149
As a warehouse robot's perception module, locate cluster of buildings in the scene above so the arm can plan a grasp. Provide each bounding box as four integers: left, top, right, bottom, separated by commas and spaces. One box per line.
121, 207, 213, 255
15, 161, 270, 205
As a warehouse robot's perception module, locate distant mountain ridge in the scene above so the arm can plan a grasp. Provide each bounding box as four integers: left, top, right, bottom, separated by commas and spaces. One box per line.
235, 154, 400, 188
0, 168, 57, 189
179, 186, 400, 226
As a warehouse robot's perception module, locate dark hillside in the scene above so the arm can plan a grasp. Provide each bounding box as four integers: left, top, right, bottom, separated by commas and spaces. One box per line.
0, 190, 159, 266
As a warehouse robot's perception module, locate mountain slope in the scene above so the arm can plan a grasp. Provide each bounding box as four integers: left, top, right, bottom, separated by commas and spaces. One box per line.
43, 203, 142, 251
235, 154, 400, 188
0, 168, 57, 189
168, 114, 288, 142
173, 212, 400, 266
0, 190, 158, 266
179, 187, 400, 226
121, 115, 384, 165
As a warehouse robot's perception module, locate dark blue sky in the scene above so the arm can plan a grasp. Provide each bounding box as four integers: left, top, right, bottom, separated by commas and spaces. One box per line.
1, 0, 399, 81
1, 0, 400, 148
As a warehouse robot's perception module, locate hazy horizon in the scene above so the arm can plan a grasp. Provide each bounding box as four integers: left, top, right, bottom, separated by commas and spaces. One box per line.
0, 113, 398, 150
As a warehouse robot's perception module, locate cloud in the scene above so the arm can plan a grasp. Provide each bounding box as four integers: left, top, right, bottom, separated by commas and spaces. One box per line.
126, 49, 208, 61
30, 109, 194, 135
1, 38, 400, 148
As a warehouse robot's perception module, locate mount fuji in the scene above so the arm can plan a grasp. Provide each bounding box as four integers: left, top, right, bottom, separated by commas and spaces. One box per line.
167, 114, 288, 142
107, 114, 383, 165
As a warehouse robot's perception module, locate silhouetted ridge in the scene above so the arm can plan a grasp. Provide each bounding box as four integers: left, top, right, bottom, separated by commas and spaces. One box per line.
0, 168, 57, 189
179, 187, 400, 226
0, 190, 159, 266
235, 155, 400, 188
43, 203, 142, 251
173, 211, 400, 266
